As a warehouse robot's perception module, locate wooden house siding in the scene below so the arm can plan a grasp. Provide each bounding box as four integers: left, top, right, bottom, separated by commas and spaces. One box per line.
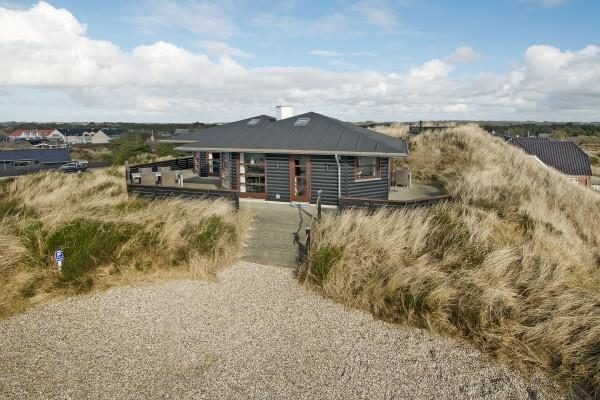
266, 153, 290, 202
310, 155, 339, 206
341, 157, 388, 200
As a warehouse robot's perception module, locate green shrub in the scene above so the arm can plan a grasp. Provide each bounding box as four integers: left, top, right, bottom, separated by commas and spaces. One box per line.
156, 143, 176, 157
184, 216, 237, 256
308, 245, 342, 284
590, 156, 599, 166
46, 219, 139, 286
111, 134, 150, 165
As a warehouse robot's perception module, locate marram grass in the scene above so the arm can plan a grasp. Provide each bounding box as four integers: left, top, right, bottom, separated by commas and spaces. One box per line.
0, 168, 249, 318
302, 126, 600, 398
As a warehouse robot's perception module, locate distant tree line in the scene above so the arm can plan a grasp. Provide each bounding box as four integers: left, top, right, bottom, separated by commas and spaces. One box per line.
1, 121, 216, 133
480, 123, 600, 137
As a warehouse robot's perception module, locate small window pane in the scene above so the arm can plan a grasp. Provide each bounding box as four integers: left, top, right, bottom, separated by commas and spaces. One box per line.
294, 118, 311, 127
357, 157, 378, 179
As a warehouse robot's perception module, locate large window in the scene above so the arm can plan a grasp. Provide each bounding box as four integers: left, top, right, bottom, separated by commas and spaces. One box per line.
355, 157, 380, 180
239, 153, 266, 196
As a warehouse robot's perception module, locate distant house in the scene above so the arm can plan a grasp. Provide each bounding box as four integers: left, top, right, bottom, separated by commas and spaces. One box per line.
52, 128, 121, 144
8, 129, 55, 142
592, 177, 600, 192
174, 129, 190, 136
508, 137, 592, 187
47, 129, 66, 142
0, 148, 70, 177
101, 128, 123, 141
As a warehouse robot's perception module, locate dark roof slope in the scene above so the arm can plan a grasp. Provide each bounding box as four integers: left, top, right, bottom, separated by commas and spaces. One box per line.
174, 112, 408, 157
510, 137, 592, 176
0, 148, 71, 163
167, 115, 276, 143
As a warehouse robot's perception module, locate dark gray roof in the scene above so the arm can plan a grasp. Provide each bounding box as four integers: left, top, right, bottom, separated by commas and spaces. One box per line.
173, 112, 408, 157
0, 148, 70, 164
510, 137, 592, 176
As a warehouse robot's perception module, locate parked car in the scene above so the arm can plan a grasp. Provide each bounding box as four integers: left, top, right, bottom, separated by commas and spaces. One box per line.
59, 160, 88, 173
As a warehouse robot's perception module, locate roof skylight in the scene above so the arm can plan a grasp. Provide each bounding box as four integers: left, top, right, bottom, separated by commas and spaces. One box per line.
247, 118, 260, 126
294, 117, 311, 127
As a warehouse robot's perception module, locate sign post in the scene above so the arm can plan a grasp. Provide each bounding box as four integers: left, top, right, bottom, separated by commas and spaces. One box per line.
54, 249, 64, 272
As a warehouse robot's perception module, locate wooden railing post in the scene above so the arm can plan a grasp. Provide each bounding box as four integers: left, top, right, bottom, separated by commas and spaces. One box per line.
125, 161, 130, 184
316, 189, 322, 220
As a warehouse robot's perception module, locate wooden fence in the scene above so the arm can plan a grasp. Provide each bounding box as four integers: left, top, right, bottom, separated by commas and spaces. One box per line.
127, 157, 194, 174
338, 194, 452, 210
126, 184, 240, 209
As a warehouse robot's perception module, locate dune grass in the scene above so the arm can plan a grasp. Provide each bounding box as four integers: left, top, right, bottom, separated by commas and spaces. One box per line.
300, 126, 600, 398
0, 168, 249, 319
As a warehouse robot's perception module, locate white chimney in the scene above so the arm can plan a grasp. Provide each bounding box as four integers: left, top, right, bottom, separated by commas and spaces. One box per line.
276, 106, 294, 121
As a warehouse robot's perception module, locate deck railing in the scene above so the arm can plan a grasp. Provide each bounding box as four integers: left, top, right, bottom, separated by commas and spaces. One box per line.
126, 184, 240, 209
338, 194, 453, 210
127, 157, 194, 175
125, 157, 239, 209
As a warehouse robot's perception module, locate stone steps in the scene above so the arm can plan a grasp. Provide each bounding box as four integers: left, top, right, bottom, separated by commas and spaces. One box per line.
241, 202, 314, 268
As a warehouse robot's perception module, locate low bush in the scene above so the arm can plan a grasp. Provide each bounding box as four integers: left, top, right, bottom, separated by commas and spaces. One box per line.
184, 215, 237, 257
306, 245, 342, 284
46, 218, 139, 283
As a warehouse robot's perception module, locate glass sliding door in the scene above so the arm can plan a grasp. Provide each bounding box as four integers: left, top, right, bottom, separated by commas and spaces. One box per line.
239, 153, 266, 199
207, 152, 220, 176
221, 152, 232, 190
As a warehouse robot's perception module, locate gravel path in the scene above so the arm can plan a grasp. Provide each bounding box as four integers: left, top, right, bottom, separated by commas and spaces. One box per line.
0, 262, 562, 400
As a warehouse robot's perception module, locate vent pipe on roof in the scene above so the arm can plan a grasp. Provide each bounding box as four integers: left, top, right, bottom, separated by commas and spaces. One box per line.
276, 106, 294, 121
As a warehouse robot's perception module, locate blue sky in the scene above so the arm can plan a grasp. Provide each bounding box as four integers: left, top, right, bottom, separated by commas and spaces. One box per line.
0, 0, 599, 122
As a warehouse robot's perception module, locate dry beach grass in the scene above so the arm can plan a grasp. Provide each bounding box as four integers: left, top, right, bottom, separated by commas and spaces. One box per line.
301, 126, 600, 398
0, 168, 249, 318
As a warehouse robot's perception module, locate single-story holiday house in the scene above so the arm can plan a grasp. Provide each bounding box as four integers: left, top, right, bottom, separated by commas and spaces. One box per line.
508, 137, 593, 187
156, 107, 409, 206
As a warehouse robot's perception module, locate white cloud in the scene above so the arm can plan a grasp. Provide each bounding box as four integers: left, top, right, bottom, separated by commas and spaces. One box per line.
352, 1, 397, 29
198, 40, 252, 59
309, 50, 377, 58
520, 0, 570, 7
1, 2, 600, 122
309, 50, 343, 57
251, 12, 351, 37
0, 1, 26, 9
134, 0, 236, 38
251, 1, 408, 38
445, 46, 483, 64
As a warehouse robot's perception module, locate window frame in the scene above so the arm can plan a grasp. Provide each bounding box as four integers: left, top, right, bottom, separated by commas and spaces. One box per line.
354, 156, 381, 181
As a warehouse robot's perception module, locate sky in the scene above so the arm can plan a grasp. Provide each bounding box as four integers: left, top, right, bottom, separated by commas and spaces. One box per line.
0, 0, 599, 123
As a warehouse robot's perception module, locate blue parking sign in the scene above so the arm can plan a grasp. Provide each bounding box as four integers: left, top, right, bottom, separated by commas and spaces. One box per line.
54, 249, 64, 271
